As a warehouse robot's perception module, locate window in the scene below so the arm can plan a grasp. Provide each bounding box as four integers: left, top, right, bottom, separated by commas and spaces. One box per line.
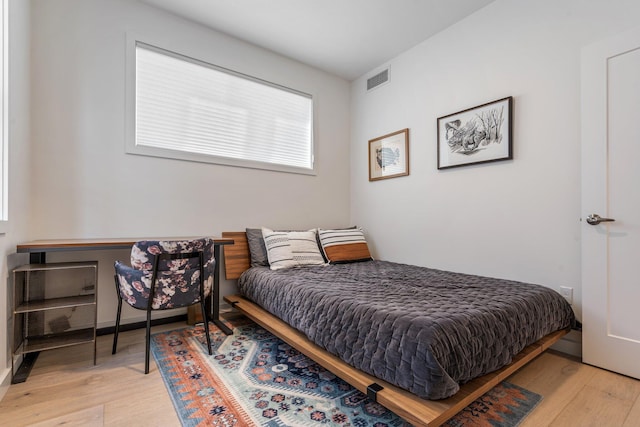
128, 40, 315, 175
0, 0, 7, 229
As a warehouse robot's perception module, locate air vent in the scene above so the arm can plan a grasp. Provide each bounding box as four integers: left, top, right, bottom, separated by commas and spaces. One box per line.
367, 68, 389, 91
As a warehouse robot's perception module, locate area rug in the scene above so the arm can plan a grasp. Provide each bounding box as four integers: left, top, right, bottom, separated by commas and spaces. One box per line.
151, 320, 542, 426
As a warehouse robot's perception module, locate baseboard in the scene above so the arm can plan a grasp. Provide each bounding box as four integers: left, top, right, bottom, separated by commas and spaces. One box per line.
0, 367, 11, 402
550, 330, 582, 358
96, 314, 187, 336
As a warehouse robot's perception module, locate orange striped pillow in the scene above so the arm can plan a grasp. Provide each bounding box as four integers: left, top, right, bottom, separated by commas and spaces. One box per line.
318, 228, 373, 264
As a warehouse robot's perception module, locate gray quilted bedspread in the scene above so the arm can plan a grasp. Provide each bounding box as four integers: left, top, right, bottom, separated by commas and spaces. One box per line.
237, 260, 575, 400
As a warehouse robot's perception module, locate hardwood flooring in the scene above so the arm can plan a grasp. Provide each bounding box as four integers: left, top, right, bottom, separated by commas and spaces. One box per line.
1, 320, 639, 427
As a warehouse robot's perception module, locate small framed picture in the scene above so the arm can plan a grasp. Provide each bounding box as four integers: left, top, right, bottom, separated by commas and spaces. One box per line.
368, 128, 409, 181
437, 97, 513, 169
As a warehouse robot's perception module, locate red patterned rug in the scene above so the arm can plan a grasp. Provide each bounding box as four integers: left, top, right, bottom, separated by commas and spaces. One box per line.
151, 320, 542, 426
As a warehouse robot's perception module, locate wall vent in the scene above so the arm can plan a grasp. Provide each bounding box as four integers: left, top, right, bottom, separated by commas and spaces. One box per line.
366, 68, 389, 91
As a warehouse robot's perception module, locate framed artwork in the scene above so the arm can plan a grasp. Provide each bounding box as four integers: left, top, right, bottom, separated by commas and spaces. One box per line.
437, 96, 513, 169
368, 128, 409, 181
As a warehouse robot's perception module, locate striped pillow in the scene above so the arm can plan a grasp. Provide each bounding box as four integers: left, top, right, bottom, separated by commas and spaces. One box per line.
262, 228, 325, 270
287, 230, 326, 266
318, 228, 373, 264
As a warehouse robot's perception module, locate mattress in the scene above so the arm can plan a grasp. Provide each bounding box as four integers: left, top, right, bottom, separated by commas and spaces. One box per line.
237, 260, 575, 400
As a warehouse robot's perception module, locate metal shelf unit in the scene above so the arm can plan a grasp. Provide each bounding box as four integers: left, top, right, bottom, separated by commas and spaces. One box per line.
12, 262, 98, 381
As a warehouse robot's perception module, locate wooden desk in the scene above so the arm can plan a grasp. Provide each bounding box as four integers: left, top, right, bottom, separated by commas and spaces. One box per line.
17, 237, 234, 332
14, 237, 234, 382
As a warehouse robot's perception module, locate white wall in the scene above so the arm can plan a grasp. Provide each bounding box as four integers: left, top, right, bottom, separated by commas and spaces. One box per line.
16, 0, 634, 383
0, 0, 31, 398
30, 0, 351, 327
350, 0, 640, 356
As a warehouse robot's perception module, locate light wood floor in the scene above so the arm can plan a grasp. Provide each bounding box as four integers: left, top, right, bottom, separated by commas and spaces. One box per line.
1, 321, 639, 427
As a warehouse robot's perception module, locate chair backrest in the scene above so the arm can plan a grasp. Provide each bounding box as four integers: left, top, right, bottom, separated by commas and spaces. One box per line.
129, 238, 215, 310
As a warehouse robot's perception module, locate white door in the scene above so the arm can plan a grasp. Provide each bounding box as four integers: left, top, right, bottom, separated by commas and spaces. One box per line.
581, 26, 640, 379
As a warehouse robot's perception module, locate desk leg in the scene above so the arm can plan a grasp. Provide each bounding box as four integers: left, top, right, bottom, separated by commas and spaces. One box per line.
211, 244, 232, 335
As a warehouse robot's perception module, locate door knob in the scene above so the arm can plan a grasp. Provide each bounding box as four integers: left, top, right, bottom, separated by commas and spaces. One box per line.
586, 214, 615, 225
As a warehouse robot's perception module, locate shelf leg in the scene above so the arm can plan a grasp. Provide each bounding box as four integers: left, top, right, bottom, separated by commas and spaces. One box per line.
11, 352, 39, 384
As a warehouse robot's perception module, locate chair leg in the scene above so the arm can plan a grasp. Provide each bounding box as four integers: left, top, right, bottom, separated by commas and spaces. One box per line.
112, 278, 123, 355
200, 300, 213, 355
145, 307, 152, 374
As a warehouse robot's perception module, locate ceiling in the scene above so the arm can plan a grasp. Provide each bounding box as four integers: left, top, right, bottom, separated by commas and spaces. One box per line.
140, 0, 495, 81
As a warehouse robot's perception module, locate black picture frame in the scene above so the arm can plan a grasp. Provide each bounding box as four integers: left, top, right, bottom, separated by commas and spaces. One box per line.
437, 96, 513, 169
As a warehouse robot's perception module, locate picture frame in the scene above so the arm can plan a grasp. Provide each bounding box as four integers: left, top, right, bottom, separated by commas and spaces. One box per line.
368, 128, 409, 181
437, 96, 513, 169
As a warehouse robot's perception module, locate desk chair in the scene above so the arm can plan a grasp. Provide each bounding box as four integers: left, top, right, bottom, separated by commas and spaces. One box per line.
113, 238, 214, 373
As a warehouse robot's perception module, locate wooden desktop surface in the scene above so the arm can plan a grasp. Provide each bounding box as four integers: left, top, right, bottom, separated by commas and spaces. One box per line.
17, 237, 234, 253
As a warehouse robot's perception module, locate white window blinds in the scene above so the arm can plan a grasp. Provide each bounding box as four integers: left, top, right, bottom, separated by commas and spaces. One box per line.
134, 42, 314, 172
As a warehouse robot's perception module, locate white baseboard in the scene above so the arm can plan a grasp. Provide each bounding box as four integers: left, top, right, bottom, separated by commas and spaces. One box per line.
0, 367, 11, 402
550, 330, 582, 358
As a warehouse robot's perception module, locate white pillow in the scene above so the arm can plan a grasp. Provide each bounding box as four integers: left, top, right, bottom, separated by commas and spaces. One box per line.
262, 228, 297, 270
262, 228, 325, 270
287, 230, 326, 266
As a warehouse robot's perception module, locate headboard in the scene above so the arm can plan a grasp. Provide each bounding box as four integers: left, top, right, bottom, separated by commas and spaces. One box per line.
221, 232, 250, 280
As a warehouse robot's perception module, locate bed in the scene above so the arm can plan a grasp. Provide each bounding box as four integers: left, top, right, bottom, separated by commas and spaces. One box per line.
221, 231, 574, 426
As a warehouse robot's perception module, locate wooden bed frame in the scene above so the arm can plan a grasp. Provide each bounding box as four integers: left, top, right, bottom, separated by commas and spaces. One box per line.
220, 232, 568, 427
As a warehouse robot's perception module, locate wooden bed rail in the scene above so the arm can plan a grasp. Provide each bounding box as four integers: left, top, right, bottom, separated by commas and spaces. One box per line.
224, 294, 567, 427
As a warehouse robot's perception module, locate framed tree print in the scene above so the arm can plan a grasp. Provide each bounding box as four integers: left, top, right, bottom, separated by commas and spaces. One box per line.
437, 97, 512, 169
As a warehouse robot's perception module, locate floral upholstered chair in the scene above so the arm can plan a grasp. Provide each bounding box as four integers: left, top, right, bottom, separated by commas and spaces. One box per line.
113, 238, 214, 373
